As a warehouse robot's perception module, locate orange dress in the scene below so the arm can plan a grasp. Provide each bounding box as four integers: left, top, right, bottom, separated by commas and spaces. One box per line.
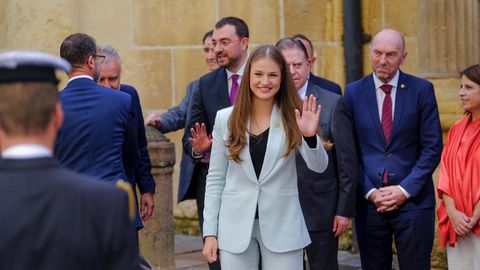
437, 114, 480, 247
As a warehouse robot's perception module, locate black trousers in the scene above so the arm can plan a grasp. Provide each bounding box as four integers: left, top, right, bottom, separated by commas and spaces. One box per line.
304, 230, 339, 270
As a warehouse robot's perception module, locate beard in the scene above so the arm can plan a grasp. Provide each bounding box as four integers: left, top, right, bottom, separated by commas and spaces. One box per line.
92, 64, 100, 82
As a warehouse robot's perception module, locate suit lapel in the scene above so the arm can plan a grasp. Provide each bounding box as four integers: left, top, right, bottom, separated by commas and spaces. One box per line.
258, 104, 284, 182
389, 71, 408, 146
362, 76, 386, 144
217, 69, 231, 107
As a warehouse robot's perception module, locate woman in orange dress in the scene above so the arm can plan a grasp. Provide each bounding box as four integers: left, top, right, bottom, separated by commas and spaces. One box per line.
437, 64, 480, 270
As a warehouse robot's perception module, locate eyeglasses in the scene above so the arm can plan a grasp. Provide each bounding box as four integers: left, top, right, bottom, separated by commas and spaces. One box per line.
91, 54, 106, 64
212, 39, 240, 49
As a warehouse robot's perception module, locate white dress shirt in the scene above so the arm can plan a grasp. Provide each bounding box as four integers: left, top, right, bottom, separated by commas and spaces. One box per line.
67, 75, 93, 84
297, 81, 309, 99
365, 70, 410, 200
2, 144, 52, 159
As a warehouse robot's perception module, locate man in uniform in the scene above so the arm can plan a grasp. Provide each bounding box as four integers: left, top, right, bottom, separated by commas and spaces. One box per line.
0, 51, 138, 269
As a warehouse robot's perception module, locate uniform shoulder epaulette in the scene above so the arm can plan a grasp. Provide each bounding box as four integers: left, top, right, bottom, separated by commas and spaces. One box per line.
115, 179, 135, 221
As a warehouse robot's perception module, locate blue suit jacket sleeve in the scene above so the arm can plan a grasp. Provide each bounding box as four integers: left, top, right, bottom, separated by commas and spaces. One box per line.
120, 85, 156, 194
123, 95, 139, 177
343, 85, 377, 197
397, 82, 442, 197
159, 80, 198, 133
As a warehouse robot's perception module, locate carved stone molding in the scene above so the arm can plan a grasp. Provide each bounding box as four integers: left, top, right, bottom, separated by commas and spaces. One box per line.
417, 0, 480, 78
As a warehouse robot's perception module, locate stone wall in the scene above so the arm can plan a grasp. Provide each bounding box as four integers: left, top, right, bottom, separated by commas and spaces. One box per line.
1, 0, 477, 234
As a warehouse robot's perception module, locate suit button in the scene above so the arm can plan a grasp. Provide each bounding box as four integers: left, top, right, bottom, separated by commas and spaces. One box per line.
385, 152, 392, 157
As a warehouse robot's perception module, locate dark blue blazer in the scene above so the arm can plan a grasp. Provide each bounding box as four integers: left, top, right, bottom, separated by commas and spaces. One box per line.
0, 158, 138, 270
183, 68, 230, 159
309, 72, 342, 95
158, 80, 199, 202
120, 84, 156, 229
344, 71, 442, 211
297, 82, 357, 231
55, 78, 138, 183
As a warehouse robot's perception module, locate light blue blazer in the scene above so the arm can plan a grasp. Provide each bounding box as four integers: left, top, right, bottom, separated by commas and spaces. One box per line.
203, 105, 328, 253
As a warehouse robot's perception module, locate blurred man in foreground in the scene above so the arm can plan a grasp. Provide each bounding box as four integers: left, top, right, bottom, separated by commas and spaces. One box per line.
0, 51, 138, 270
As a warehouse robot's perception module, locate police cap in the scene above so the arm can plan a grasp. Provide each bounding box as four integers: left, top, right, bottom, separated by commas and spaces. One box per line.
0, 51, 71, 85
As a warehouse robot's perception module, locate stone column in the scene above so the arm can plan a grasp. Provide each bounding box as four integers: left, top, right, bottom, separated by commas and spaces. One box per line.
139, 126, 175, 270
417, 0, 480, 78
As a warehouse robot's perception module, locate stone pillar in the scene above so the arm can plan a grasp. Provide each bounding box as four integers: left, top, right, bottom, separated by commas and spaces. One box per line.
139, 126, 175, 270
417, 0, 480, 78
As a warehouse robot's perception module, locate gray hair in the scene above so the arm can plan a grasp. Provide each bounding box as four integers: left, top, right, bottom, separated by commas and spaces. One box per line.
97, 45, 121, 64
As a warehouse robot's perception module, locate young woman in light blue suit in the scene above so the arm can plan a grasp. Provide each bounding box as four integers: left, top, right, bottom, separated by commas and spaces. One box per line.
191, 45, 328, 270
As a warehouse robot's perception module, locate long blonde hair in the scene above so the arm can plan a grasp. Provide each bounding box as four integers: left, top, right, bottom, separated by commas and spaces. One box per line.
226, 45, 303, 162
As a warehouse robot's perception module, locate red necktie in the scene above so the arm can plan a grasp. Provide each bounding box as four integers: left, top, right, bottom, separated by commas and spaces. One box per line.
230, 74, 239, 105
381, 84, 392, 183
381, 84, 393, 142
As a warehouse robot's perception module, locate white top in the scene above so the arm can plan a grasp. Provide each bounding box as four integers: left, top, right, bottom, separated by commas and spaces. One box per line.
2, 144, 52, 159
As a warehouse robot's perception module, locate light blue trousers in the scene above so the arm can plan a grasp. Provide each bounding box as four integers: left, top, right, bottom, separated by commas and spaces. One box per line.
219, 220, 303, 270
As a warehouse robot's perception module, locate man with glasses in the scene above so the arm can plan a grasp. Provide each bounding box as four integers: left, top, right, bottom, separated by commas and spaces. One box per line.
183, 17, 250, 270
55, 33, 138, 186
277, 37, 357, 270
292, 33, 342, 95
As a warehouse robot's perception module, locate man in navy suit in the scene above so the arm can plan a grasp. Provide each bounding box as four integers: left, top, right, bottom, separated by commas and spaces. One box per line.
277, 37, 357, 270
183, 17, 250, 270
0, 51, 138, 270
97, 45, 156, 231
344, 29, 442, 270
144, 30, 218, 210
293, 33, 342, 95
55, 33, 138, 185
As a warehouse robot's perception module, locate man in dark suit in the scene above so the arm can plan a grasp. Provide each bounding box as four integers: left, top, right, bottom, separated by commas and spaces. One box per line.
144, 30, 218, 210
97, 45, 156, 231
344, 29, 443, 270
277, 37, 357, 270
0, 51, 138, 270
293, 33, 342, 95
55, 33, 138, 184
183, 17, 250, 270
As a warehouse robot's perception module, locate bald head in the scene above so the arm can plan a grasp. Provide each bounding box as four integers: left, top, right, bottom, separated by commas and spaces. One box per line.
370, 29, 407, 83
372, 29, 405, 52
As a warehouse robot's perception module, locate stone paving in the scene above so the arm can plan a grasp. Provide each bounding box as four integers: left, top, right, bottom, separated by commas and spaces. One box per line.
174, 235, 364, 270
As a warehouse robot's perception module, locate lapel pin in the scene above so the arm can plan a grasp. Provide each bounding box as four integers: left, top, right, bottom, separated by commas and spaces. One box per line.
400, 84, 405, 89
